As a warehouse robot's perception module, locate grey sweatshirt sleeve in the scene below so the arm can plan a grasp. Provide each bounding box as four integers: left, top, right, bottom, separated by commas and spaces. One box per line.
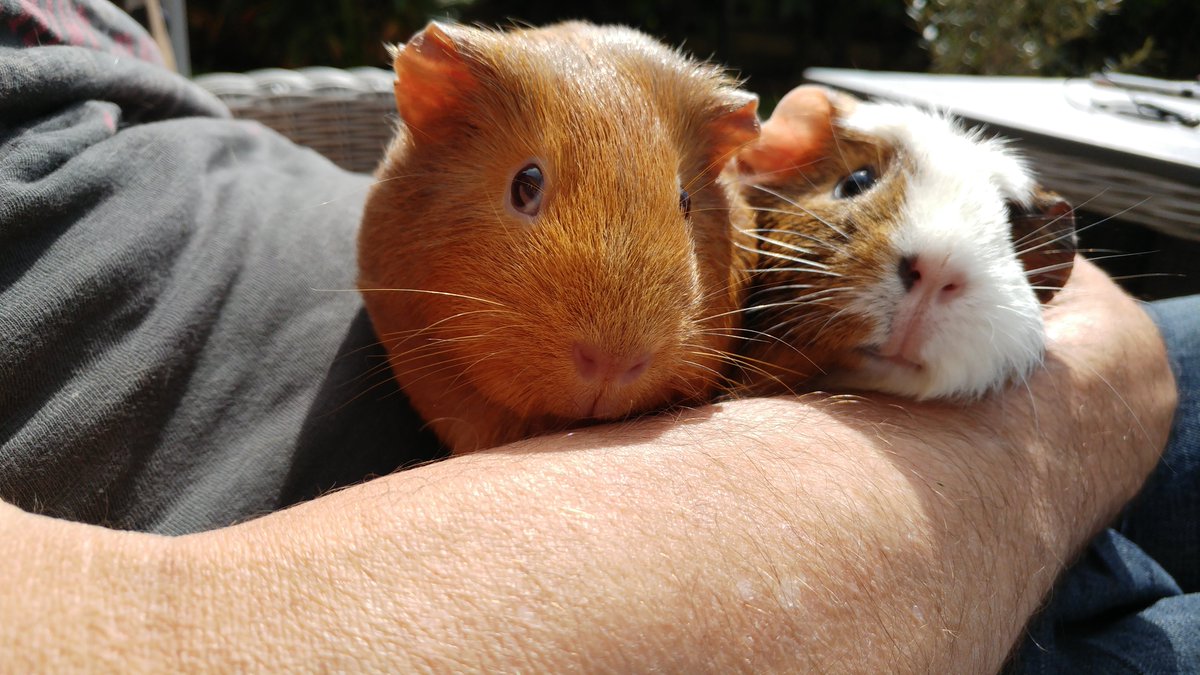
1, 6, 440, 535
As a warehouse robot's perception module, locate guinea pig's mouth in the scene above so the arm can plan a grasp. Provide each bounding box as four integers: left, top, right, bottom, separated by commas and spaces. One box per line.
857, 347, 924, 372
583, 392, 608, 419
559, 388, 624, 421
567, 382, 668, 421
582, 391, 638, 420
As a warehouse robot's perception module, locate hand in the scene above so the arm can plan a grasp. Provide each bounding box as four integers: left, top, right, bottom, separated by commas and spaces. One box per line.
1032, 256, 1176, 530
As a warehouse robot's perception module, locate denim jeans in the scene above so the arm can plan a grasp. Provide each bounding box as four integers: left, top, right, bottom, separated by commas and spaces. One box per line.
1012, 295, 1200, 673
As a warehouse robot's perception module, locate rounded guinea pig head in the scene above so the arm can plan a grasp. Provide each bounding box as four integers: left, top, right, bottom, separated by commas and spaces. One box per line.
737, 86, 1077, 399
358, 22, 759, 446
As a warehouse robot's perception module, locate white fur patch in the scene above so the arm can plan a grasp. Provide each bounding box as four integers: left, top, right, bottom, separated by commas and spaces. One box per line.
837, 104, 1045, 399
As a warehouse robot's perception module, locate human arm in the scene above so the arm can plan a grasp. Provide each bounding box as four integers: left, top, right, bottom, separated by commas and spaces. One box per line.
0, 258, 1175, 672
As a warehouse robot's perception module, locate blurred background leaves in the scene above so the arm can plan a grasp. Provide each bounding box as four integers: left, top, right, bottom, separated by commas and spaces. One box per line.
186, 0, 1197, 106
909, 0, 1196, 76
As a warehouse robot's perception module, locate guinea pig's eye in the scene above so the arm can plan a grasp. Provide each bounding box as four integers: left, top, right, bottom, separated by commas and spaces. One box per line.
679, 187, 692, 218
509, 163, 544, 217
833, 167, 877, 200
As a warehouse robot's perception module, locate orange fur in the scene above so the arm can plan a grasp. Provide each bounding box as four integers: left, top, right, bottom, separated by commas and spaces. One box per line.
359, 22, 759, 453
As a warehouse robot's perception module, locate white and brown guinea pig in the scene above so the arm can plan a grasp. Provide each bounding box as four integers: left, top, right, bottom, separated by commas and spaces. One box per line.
735, 86, 1077, 399
358, 22, 760, 453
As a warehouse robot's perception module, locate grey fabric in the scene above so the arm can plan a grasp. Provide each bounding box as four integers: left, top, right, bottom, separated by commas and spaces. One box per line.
1, 29, 440, 534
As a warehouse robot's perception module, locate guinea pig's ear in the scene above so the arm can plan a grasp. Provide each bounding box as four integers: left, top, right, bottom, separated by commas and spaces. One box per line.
390, 22, 479, 135
1008, 190, 1077, 303
738, 86, 851, 179
705, 91, 761, 167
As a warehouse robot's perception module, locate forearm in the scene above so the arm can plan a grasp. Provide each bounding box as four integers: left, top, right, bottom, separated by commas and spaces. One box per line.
185, 377, 1161, 673
199, 380, 1156, 673
0, 502, 174, 671
3, 389, 1158, 672
2, 260, 1173, 672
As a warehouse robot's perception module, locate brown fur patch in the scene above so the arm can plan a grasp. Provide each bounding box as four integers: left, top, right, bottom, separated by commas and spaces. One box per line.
1009, 190, 1077, 303
736, 126, 909, 395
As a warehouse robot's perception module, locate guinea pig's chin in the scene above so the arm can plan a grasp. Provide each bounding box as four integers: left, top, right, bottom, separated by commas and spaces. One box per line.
838, 344, 1041, 401
561, 383, 670, 422
820, 365, 946, 401
519, 369, 686, 423
828, 353, 935, 399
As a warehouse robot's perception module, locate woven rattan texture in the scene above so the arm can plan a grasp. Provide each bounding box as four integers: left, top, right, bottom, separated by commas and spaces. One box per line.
195, 67, 397, 174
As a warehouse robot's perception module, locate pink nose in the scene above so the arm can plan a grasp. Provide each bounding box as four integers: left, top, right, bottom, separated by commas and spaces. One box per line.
572, 342, 653, 385
898, 254, 967, 302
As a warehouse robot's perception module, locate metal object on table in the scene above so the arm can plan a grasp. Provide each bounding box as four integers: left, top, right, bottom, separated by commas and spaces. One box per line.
1090, 72, 1200, 100
1087, 72, 1200, 128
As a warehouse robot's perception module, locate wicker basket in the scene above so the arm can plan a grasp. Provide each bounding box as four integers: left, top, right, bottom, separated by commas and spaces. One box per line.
194, 66, 397, 174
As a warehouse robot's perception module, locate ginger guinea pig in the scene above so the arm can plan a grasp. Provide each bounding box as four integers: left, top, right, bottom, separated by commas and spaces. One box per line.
735, 86, 1077, 399
358, 22, 759, 453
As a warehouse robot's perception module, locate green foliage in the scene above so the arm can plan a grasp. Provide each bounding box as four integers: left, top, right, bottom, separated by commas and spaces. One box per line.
906, 0, 1196, 77
907, 0, 1122, 74
1075, 0, 1199, 77
187, 0, 467, 72
186, 0, 1196, 82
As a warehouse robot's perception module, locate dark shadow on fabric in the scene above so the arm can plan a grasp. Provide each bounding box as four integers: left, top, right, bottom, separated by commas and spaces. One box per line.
1006, 529, 1190, 673
279, 309, 446, 506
